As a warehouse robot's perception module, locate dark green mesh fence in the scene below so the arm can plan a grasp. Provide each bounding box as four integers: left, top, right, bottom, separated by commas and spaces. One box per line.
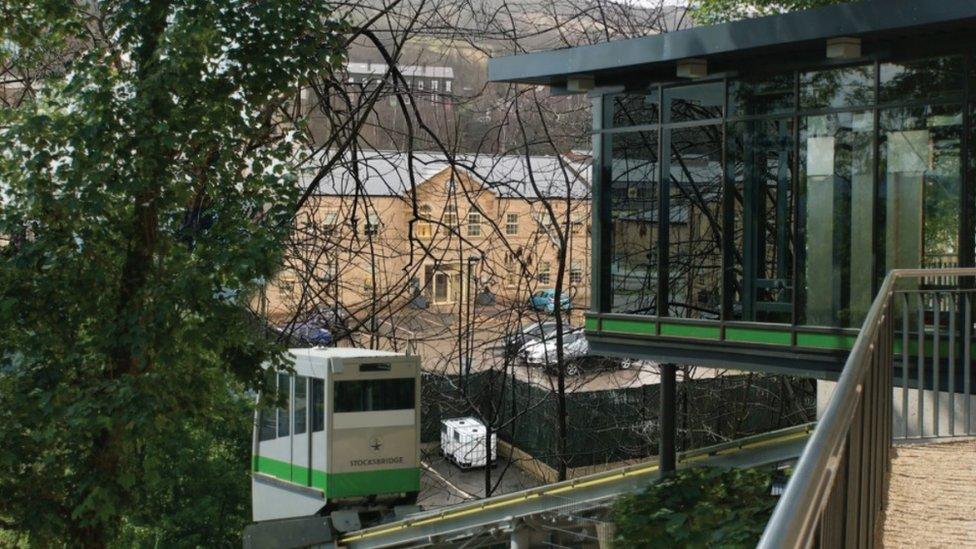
421, 370, 815, 470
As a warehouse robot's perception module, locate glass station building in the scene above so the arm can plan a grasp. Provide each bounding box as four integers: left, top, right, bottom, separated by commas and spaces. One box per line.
489, 1, 976, 376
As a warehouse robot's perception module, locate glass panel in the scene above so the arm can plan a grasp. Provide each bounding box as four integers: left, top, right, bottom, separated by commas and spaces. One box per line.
879, 105, 963, 277
880, 56, 964, 104
293, 375, 307, 435
334, 379, 416, 412
728, 74, 795, 117
800, 65, 874, 110
276, 372, 290, 437
798, 111, 875, 327
259, 408, 276, 441
728, 118, 795, 322
666, 124, 723, 319
608, 90, 660, 128
311, 378, 324, 432
664, 82, 724, 123
608, 131, 660, 314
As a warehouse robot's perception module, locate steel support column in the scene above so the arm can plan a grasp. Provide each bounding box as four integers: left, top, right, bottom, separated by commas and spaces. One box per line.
660, 363, 677, 475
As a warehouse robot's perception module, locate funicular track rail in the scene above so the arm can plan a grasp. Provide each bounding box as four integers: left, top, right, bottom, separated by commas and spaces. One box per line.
339, 423, 814, 548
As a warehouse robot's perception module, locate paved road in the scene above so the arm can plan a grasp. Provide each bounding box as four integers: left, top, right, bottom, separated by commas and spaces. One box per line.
417, 452, 541, 509
882, 438, 976, 547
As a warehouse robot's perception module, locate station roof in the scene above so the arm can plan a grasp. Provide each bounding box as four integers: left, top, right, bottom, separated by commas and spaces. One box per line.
487, 0, 976, 87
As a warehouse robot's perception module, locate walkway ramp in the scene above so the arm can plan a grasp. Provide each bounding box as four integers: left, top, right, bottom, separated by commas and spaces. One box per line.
883, 438, 976, 547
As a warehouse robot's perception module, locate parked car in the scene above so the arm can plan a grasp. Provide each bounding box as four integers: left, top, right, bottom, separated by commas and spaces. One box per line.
307, 305, 352, 341
529, 289, 572, 313
501, 321, 561, 356
523, 328, 591, 374
279, 321, 333, 347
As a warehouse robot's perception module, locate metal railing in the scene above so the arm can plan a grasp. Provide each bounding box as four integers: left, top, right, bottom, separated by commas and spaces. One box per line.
758, 268, 976, 548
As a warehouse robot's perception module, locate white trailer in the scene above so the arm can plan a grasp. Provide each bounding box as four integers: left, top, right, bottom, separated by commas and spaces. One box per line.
440, 417, 497, 469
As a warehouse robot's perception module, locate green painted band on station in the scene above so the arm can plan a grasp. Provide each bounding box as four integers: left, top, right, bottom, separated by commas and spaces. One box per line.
659, 322, 721, 340
725, 326, 793, 345
600, 317, 655, 335
586, 314, 858, 351
253, 456, 420, 497
795, 332, 857, 350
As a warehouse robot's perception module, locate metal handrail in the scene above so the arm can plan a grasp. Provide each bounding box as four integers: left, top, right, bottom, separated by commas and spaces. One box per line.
758, 268, 976, 548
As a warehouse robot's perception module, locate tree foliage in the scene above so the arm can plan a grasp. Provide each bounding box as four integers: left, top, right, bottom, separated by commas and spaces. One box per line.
0, 1, 344, 545
692, 0, 846, 24
612, 466, 779, 548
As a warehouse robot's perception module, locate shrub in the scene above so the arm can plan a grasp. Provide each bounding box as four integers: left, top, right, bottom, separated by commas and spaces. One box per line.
612, 466, 779, 548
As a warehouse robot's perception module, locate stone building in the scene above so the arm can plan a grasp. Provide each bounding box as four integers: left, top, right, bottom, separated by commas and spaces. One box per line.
264, 150, 591, 322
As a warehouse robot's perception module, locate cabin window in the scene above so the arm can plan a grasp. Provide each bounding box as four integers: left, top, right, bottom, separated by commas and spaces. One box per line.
294, 376, 307, 435
276, 373, 290, 437
259, 408, 277, 442
333, 378, 416, 412
311, 378, 325, 432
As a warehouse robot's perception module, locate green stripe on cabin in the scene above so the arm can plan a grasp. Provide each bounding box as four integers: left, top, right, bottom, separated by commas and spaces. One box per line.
253, 456, 420, 498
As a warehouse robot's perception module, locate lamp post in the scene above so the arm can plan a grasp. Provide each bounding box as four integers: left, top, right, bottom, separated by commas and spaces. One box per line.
464, 255, 481, 381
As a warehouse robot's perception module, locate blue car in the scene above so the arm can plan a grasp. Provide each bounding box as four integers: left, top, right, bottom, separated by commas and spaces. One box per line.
284, 321, 333, 347
529, 289, 572, 313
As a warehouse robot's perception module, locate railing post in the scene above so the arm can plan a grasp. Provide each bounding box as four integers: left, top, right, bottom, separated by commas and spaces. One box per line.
758, 269, 976, 549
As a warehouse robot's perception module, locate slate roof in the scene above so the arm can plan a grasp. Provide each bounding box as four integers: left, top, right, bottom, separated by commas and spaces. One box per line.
302, 150, 592, 200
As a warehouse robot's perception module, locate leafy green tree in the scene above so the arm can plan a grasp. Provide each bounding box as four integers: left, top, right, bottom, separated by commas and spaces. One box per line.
612, 466, 778, 548
0, 1, 344, 546
693, 0, 846, 24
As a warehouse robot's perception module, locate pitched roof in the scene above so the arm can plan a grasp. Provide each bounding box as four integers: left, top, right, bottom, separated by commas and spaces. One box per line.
302, 150, 592, 200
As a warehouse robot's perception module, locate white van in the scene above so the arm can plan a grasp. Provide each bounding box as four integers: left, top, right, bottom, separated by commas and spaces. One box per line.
440, 417, 497, 469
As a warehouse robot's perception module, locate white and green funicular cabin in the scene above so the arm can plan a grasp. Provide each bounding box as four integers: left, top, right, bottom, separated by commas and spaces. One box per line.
252, 348, 421, 522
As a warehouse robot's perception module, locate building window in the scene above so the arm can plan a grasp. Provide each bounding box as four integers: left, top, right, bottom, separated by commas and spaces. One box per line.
431, 79, 439, 93
365, 213, 381, 236
445, 80, 452, 93
570, 262, 583, 284
505, 254, 519, 286
278, 271, 297, 294
468, 212, 482, 237
416, 204, 433, 239
538, 262, 551, 284
571, 212, 585, 234
323, 211, 339, 231
506, 213, 519, 235
433, 271, 451, 303
444, 204, 458, 226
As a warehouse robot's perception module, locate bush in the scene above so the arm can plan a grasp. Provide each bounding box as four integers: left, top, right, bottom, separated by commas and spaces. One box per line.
612, 466, 779, 548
